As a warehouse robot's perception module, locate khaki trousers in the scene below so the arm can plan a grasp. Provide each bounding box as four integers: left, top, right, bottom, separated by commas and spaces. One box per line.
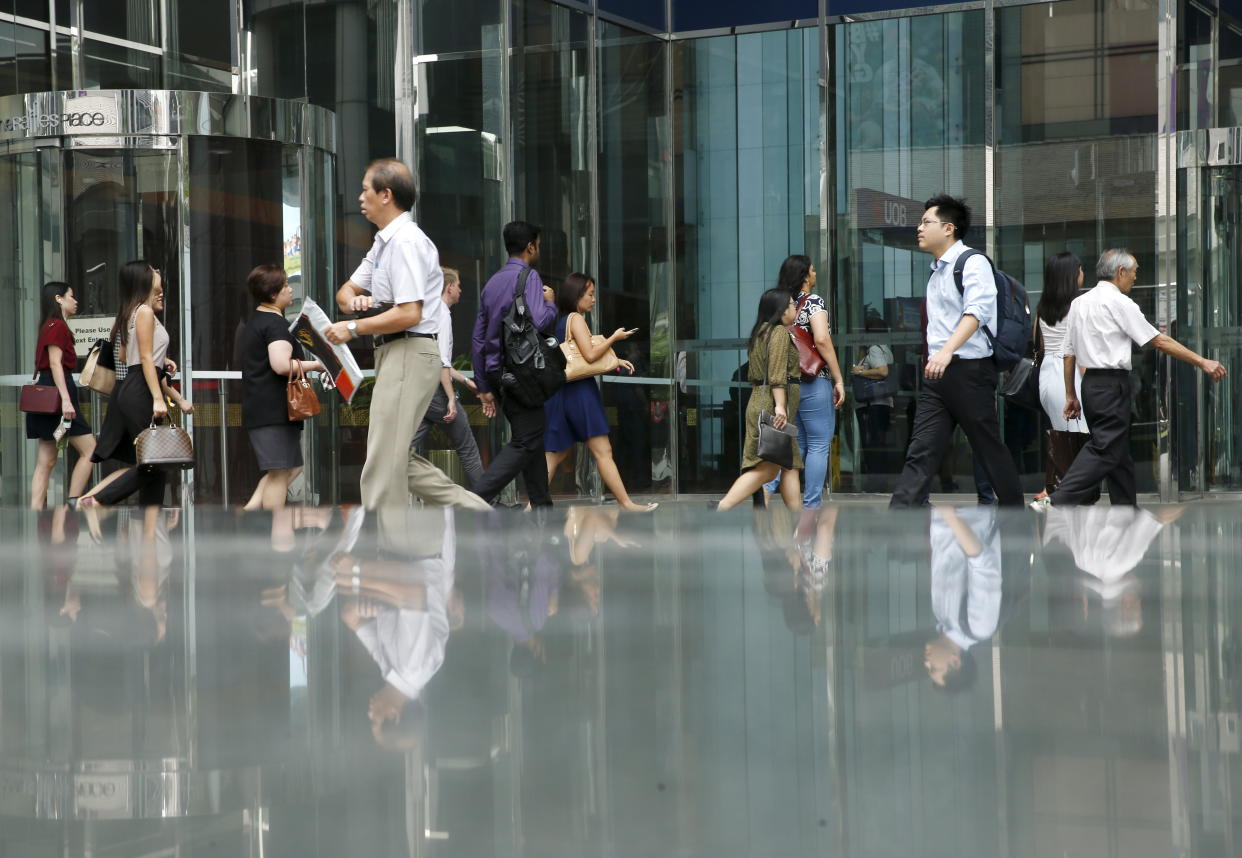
360, 336, 490, 510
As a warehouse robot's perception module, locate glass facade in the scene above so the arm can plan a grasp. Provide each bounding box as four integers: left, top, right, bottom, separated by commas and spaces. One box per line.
1, 0, 1239, 500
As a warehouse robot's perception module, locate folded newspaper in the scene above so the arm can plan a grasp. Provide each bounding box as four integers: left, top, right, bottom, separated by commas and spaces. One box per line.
289, 297, 364, 403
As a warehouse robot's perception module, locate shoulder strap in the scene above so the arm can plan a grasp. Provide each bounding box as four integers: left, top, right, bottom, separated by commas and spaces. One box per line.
952, 249, 988, 295
510, 265, 533, 318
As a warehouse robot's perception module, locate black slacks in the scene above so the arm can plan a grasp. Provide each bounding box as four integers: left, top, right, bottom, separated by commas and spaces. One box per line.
890, 357, 1023, 508
473, 376, 552, 507
1050, 369, 1135, 506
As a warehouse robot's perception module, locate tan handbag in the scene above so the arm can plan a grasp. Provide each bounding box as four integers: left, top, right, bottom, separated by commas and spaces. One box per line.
559, 313, 619, 382
287, 359, 321, 421
79, 338, 116, 396
134, 418, 195, 469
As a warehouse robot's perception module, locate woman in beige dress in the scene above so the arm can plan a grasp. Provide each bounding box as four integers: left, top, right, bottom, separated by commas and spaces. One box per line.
718, 289, 803, 511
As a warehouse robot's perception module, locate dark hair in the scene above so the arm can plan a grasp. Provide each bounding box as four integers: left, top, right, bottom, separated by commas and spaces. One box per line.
366, 158, 416, 211
935, 648, 978, 694
556, 272, 593, 316
247, 264, 287, 307
748, 288, 793, 353
38, 281, 73, 329
503, 221, 542, 256
1037, 252, 1082, 326
775, 254, 813, 298
110, 260, 156, 348
924, 194, 971, 242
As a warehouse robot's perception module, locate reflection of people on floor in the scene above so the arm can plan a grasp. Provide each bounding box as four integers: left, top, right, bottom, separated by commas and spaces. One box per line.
788, 506, 839, 632
333, 507, 460, 747
486, 517, 563, 673
923, 505, 1001, 691
39, 505, 81, 623
1041, 505, 1182, 636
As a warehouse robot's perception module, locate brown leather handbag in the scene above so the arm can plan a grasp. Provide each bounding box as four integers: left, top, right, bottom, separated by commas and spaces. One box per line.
19, 371, 60, 414
287, 359, 321, 421
135, 418, 195, 469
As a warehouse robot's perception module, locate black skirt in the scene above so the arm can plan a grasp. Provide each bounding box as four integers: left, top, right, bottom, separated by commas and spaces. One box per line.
93, 366, 165, 465
25, 370, 92, 441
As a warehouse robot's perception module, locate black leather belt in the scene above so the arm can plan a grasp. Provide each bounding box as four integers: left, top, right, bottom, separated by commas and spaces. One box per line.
1084, 368, 1129, 377
375, 330, 438, 347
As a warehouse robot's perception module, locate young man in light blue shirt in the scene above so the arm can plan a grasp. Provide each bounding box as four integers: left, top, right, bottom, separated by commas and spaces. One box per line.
890, 194, 1023, 508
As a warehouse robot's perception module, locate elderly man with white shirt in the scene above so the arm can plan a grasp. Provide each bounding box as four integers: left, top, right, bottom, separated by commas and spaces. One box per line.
1037, 248, 1227, 509
327, 159, 489, 511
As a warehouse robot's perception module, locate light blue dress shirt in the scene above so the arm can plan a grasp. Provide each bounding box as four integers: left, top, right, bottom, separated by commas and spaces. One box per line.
925, 241, 996, 360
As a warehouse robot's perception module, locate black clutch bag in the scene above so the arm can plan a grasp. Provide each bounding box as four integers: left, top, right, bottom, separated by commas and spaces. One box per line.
1001, 357, 1041, 411
757, 410, 799, 470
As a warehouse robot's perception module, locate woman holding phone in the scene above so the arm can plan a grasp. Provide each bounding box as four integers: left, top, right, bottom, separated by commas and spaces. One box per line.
545, 273, 657, 513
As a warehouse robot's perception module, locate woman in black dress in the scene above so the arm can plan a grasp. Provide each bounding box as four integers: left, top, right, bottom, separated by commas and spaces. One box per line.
27, 282, 97, 508
240, 264, 322, 510
80, 261, 193, 507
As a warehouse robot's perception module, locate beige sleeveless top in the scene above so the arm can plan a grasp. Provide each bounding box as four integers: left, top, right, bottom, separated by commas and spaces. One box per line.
126, 308, 170, 369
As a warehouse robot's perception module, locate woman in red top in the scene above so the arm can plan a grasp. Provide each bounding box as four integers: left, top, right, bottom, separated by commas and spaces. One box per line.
27, 282, 97, 509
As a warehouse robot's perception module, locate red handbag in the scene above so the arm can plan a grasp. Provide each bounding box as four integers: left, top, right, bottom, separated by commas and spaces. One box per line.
787, 294, 825, 378
19, 371, 60, 414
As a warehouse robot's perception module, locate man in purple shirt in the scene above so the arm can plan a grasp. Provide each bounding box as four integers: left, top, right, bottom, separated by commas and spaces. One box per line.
471, 221, 558, 507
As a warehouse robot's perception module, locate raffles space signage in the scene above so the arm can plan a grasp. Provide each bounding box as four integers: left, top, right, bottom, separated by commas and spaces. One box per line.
0, 95, 121, 137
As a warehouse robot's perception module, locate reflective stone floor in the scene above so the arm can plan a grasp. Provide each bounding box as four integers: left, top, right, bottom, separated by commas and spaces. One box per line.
1, 499, 1241, 857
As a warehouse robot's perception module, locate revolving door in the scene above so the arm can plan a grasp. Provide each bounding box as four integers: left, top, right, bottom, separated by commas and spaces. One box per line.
0, 91, 336, 506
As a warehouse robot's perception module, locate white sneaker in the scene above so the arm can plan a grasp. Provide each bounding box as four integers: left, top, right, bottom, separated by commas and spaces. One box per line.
1028, 496, 1051, 512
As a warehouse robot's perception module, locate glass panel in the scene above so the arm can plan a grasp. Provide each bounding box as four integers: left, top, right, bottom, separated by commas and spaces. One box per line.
599, 0, 665, 31
0, 151, 43, 506
0, 21, 51, 97
995, 0, 1160, 496
1197, 167, 1242, 490
674, 29, 821, 494
672, 0, 816, 33
511, 0, 592, 281
82, 0, 159, 45
11, 0, 50, 22
245, 0, 306, 101
186, 136, 284, 505
832, 13, 987, 494
166, 0, 233, 93
81, 39, 162, 89
597, 21, 672, 494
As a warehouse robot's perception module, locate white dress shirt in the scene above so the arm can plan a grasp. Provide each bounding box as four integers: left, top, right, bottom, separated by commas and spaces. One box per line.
1041, 505, 1163, 583
1062, 281, 1158, 370
435, 301, 454, 369
930, 506, 1002, 651
350, 211, 445, 335
925, 241, 996, 359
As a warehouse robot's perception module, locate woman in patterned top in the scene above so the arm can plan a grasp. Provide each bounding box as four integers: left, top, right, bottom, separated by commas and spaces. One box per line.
764, 255, 846, 508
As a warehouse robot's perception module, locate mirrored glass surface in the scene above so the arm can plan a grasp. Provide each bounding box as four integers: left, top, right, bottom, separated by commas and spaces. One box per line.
1, 501, 1239, 856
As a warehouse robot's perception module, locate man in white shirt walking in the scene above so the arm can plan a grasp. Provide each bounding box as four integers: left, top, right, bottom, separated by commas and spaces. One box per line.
326, 158, 489, 510
1041, 248, 1227, 508
890, 194, 1024, 507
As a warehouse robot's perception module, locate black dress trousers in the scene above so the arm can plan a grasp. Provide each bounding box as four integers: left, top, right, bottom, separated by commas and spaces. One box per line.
472, 372, 553, 507
890, 357, 1024, 508
1050, 368, 1135, 506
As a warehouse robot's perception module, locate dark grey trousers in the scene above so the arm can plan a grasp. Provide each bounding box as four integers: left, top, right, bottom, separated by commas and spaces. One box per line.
412, 388, 485, 492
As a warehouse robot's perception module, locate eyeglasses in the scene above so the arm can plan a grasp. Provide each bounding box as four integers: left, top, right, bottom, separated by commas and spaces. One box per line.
918, 219, 949, 228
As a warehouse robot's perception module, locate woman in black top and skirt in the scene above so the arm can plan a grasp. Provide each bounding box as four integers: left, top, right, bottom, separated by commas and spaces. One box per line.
27, 282, 97, 508
240, 264, 322, 510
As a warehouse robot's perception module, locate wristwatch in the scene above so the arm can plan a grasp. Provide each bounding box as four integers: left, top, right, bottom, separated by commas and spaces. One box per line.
346, 321, 358, 338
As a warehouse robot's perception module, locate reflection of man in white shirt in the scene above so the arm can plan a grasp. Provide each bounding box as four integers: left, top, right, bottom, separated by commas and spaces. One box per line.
1042, 505, 1182, 636
1047, 248, 1226, 507
924, 506, 1002, 692
338, 507, 461, 747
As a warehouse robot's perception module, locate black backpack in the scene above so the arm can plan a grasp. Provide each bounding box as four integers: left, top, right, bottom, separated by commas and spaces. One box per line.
952, 249, 1032, 371
499, 266, 566, 408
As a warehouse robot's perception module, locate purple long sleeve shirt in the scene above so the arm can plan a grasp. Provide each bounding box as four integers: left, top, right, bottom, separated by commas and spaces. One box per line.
471, 258, 557, 394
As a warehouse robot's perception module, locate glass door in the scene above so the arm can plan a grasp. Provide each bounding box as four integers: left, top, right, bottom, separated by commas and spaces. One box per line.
0, 149, 46, 505
1181, 162, 1242, 495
